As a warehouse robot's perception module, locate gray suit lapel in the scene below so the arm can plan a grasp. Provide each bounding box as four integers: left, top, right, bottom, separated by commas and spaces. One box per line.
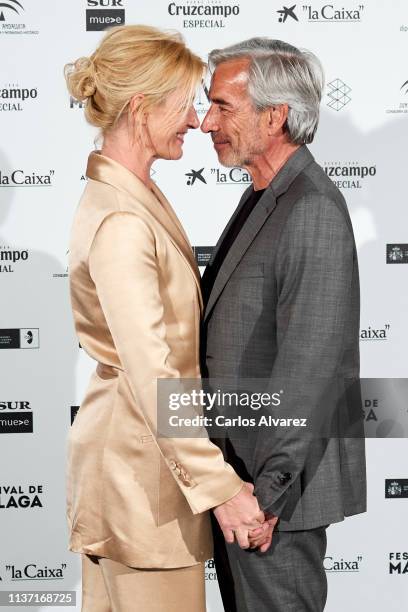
212, 186, 253, 259
204, 188, 277, 321
204, 146, 315, 322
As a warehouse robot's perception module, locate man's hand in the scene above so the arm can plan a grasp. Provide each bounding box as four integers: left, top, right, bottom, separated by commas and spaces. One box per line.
213, 482, 265, 549
248, 514, 279, 553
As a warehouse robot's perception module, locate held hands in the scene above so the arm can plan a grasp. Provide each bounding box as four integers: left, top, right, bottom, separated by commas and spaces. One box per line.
213, 482, 264, 549
248, 513, 279, 553
213, 482, 275, 551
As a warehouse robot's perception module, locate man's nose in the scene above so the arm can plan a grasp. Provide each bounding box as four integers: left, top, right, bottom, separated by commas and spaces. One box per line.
201, 105, 217, 133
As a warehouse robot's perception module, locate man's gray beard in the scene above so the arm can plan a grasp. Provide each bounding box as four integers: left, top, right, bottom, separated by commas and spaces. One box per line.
219, 135, 264, 168
219, 149, 255, 169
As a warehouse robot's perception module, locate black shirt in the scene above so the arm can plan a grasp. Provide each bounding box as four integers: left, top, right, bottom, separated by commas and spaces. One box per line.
202, 188, 265, 303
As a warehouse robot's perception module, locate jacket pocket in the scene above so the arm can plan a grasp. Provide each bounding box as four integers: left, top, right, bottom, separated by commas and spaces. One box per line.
233, 262, 264, 278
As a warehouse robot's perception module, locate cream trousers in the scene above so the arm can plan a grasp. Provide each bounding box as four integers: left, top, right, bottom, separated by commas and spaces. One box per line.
81, 554, 206, 612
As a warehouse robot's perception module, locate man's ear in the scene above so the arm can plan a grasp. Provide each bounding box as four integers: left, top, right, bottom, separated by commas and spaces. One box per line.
266, 104, 289, 135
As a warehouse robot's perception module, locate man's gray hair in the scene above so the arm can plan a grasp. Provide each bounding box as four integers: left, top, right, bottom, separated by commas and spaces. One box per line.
208, 38, 324, 145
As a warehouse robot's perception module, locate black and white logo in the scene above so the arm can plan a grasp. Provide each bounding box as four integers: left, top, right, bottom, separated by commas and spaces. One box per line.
0, 329, 40, 349
0, 401, 33, 434
185, 166, 252, 186
277, 4, 298, 22
277, 3, 364, 24
323, 161, 376, 190
327, 79, 351, 111
0, 169, 55, 187
211, 167, 252, 185
3, 562, 67, 581
0, 0, 39, 36
0, 246, 29, 273
0, 0, 24, 22
385, 80, 408, 115
360, 324, 390, 342
385, 479, 408, 499
324, 555, 362, 572
302, 3, 364, 22
0, 484, 43, 509
387, 244, 408, 264
389, 552, 408, 575
168, 0, 240, 29
192, 246, 214, 267
0, 84, 38, 112
86, 0, 125, 31
186, 168, 207, 185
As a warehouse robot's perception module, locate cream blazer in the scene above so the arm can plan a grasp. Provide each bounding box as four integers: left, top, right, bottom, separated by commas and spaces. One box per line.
67, 152, 242, 568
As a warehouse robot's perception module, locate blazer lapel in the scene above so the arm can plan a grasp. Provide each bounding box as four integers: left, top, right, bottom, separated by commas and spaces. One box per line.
204, 146, 315, 322
87, 152, 203, 312
149, 181, 204, 312
202, 185, 253, 285
204, 189, 277, 322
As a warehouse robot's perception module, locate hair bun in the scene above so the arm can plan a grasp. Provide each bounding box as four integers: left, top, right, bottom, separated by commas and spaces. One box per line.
65, 56, 97, 101
81, 77, 97, 98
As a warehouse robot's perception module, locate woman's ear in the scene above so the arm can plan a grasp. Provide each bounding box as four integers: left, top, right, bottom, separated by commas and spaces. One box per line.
129, 93, 145, 123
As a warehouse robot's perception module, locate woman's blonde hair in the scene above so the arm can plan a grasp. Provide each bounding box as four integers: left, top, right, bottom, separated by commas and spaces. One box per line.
64, 25, 204, 132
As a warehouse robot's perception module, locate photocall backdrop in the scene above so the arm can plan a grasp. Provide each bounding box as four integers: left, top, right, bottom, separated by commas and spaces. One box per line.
0, 0, 407, 610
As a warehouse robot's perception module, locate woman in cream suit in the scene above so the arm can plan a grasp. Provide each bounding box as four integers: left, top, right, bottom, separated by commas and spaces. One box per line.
65, 25, 265, 612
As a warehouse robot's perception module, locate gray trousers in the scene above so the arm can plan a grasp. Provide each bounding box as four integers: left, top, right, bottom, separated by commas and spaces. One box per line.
212, 516, 328, 612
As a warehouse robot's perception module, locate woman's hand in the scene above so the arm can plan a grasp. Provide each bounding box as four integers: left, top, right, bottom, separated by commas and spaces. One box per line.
248, 513, 279, 553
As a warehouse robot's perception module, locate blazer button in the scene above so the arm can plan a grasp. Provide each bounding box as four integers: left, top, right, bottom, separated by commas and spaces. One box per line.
277, 472, 292, 485
180, 471, 191, 484
169, 460, 177, 470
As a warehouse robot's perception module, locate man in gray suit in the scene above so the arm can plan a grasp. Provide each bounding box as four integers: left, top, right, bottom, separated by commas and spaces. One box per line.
200, 38, 366, 611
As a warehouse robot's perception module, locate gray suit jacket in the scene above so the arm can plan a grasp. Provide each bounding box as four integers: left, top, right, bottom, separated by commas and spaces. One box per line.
202, 146, 366, 531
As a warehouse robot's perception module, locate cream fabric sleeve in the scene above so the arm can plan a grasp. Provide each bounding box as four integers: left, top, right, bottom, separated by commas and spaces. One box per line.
88, 211, 243, 514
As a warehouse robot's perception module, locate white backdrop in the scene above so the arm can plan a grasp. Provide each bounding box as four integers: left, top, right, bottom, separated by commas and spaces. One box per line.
1, 0, 407, 610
